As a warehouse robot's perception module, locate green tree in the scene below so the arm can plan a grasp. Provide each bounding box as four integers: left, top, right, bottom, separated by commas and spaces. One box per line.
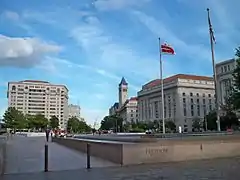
25, 114, 35, 129
192, 117, 202, 131
67, 117, 80, 133
49, 116, 59, 129
32, 114, 48, 130
230, 47, 240, 109
221, 111, 239, 130
3, 107, 27, 130
100, 115, 123, 132
205, 111, 217, 131
165, 121, 176, 132
67, 117, 91, 133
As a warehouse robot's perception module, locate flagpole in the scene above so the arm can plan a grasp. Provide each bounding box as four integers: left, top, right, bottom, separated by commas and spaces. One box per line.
207, 8, 221, 132
158, 37, 166, 134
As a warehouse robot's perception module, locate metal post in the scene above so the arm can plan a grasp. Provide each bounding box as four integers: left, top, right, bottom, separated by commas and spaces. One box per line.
158, 37, 165, 134
44, 144, 48, 172
207, 8, 221, 131
86, 143, 91, 169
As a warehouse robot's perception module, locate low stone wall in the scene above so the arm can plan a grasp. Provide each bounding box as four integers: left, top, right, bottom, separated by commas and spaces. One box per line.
53, 138, 123, 164
53, 135, 240, 166
0, 137, 6, 175
122, 140, 240, 165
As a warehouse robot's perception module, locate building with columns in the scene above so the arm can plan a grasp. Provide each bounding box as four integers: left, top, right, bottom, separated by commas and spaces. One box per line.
137, 74, 215, 132
216, 58, 236, 108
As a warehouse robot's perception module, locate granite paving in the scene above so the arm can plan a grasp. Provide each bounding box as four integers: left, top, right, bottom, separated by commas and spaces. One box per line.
2, 157, 240, 180
4, 136, 117, 174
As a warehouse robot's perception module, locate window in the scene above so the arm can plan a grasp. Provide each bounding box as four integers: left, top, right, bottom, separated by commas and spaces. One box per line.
221, 67, 224, 73
12, 86, 16, 91
208, 94, 211, 97
182, 92, 186, 96
228, 65, 230, 71
183, 98, 186, 116
197, 105, 200, 116
191, 105, 194, 116
183, 107, 187, 116
191, 98, 193, 104
224, 66, 227, 72
203, 93, 205, 97
190, 92, 193, 96
196, 93, 199, 97
183, 98, 186, 103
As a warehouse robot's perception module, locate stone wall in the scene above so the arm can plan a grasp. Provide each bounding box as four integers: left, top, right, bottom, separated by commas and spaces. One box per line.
53, 138, 123, 164
0, 137, 6, 175
53, 135, 240, 166
122, 139, 240, 165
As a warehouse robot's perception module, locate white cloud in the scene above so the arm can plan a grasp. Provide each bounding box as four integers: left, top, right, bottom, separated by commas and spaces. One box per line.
93, 0, 151, 11
70, 16, 171, 82
0, 35, 62, 68
2, 11, 20, 21
94, 93, 106, 100
131, 11, 211, 61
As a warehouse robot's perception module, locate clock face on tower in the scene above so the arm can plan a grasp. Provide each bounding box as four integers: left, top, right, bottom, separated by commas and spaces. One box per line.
123, 89, 127, 92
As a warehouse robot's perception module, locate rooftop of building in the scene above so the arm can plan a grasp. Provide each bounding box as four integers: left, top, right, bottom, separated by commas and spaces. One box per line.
143, 74, 214, 89
119, 77, 128, 86
8, 80, 68, 90
68, 104, 81, 108
20, 80, 50, 83
215, 58, 235, 67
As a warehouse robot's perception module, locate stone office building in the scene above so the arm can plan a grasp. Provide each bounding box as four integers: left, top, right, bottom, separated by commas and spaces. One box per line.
137, 74, 215, 132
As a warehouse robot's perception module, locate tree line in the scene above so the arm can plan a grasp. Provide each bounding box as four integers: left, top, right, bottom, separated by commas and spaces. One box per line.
2, 107, 92, 133
100, 114, 176, 133
101, 47, 240, 132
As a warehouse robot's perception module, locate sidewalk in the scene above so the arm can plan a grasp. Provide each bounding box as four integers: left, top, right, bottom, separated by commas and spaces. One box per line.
4, 136, 117, 174
3, 156, 240, 180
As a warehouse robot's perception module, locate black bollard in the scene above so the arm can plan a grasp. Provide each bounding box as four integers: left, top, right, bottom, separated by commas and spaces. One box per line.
86, 143, 91, 169
44, 144, 48, 172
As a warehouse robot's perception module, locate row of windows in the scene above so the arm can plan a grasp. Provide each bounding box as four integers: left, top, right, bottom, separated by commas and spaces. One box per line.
182, 92, 212, 97
11, 85, 66, 92
221, 64, 231, 73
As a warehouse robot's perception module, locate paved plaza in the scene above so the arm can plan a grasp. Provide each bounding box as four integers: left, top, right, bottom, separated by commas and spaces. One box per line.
4, 136, 117, 174
2, 136, 240, 179
3, 156, 240, 180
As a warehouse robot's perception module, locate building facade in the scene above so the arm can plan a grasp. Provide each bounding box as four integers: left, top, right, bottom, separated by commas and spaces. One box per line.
118, 97, 138, 124
7, 80, 69, 129
108, 77, 138, 123
68, 104, 81, 119
117, 78, 138, 123
137, 74, 215, 132
216, 58, 236, 106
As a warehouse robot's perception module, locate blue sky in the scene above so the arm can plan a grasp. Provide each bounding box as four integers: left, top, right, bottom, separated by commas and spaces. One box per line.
0, 0, 239, 125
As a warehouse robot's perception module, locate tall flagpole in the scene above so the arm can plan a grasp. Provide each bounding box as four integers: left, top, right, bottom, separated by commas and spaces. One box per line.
207, 8, 221, 131
158, 37, 166, 134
